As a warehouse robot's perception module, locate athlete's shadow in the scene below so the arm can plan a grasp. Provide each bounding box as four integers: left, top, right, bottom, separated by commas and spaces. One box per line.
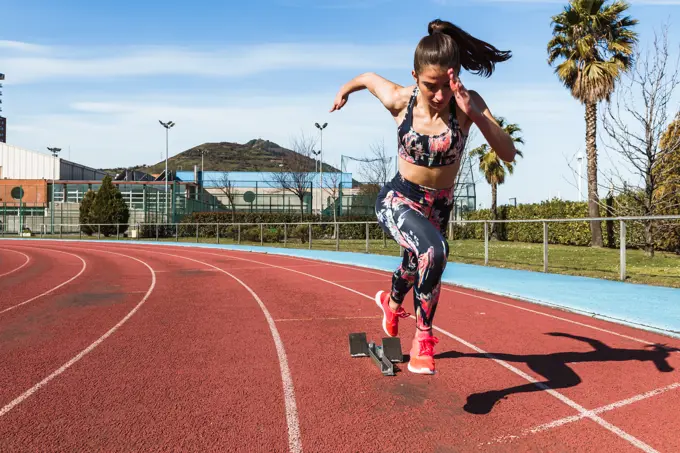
436, 332, 679, 415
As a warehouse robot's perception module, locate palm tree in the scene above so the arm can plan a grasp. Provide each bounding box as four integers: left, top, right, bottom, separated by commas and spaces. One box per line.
470, 117, 524, 238
547, 0, 638, 247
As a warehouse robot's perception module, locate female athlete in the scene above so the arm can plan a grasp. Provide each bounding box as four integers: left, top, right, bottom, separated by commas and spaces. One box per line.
330, 19, 518, 374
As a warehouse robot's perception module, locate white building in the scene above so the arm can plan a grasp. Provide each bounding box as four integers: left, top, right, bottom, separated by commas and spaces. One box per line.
0, 143, 107, 181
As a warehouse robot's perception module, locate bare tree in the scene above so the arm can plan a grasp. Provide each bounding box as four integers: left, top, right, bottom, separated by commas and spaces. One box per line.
323, 170, 342, 225
357, 139, 393, 187
218, 172, 237, 221
270, 131, 317, 220
600, 24, 680, 256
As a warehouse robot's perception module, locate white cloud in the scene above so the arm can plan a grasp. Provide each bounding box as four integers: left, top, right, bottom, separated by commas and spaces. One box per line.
6, 84, 611, 207
0, 41, 412, 85
10, 91, 398, 171
0, 40, 49, 53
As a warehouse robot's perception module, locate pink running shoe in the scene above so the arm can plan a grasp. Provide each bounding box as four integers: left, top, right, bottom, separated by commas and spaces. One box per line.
375, 290, 410, 337
408, 329, 439, 375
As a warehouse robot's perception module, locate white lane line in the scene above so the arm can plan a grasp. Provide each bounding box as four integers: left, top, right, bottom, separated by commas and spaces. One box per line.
275, 316, 381, 322
265, 255, 665, 346
205, 250, 660, 453
0, 249, 87, 315
141, 250, 303, 453
485, 382, 680, 446
0, 249, 156, 417
9, 242, 675, 345
0, 249, 31, 278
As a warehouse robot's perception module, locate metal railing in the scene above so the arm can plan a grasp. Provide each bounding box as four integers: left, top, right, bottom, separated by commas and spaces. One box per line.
1, 215, 678, 283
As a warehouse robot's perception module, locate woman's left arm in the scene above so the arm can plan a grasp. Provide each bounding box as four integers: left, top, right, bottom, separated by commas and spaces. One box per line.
449, 70, 517, 162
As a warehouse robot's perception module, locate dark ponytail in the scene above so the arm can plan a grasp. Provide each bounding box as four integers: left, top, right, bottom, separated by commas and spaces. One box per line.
414, 19, 511, 78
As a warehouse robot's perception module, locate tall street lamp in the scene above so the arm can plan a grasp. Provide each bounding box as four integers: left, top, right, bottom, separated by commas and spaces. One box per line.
198, 148, 210, 202
47, 147, 61, 234
159, 120, 175, 221
311, 149, 320, 172
314, 122, 327, 217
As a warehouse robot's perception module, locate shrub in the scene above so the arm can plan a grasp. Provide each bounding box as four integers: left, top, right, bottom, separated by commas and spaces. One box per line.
78, 176, 130, 237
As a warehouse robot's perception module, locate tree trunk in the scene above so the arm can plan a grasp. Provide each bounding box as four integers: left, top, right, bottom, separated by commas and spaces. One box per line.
491, 182, 498, 239
643, 220, 655, 257
585, 102, 604, 247
644, 169, 655, 257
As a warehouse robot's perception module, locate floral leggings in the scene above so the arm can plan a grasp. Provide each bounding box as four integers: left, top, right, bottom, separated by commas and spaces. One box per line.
375, 173, 455, 331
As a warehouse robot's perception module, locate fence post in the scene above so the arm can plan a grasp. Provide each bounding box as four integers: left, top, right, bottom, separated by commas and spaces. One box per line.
196, 223, 199, 243
308, 223, 312, 250
260, 223, 263, 246
620, 220, 627, 281
382, 228, 386, 248
175, 223, 179, 242
238, 224, 241, 245
156, 223, 159, 241
284, 223, 287, 247
543, 221, 548, 273
484, 221, 489, 266
98, 224, 101, 240
365, 222, 369, 253
217, 223, 220, 244
335, 222, 339, 251
117, 224, 120, 241
59, 224, 62, 239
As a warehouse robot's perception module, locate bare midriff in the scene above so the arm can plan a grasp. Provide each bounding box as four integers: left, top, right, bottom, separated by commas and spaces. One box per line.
397, 157, 461, 190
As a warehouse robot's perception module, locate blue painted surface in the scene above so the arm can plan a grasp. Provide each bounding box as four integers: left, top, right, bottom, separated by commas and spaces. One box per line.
176, 170, 353, 189
3, 238, 679, 338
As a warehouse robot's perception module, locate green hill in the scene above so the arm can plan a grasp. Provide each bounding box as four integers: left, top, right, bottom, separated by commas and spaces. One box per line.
102, 139, 341, 175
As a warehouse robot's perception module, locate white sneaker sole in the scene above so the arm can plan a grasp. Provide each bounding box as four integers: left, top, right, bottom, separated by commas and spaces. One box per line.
375, 290, 395, 338
407, 362, 436, 375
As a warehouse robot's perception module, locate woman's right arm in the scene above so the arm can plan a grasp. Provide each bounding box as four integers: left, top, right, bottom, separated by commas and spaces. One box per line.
330, 72, 407, 116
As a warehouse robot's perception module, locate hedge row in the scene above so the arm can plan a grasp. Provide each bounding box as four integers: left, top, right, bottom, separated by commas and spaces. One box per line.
139, 211, 388, 242
139, 200, 678, 252
456, 199, 679, 253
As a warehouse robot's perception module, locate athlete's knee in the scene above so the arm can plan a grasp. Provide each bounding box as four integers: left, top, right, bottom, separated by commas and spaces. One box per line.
418, 243, 447, 276
432, 243, 448, 272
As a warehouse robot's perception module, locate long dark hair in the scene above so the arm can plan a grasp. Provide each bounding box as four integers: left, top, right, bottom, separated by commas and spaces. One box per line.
414, 19, 511, 78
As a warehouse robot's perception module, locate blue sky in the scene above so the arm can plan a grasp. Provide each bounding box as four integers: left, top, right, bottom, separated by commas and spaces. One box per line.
1, 0, 679, 208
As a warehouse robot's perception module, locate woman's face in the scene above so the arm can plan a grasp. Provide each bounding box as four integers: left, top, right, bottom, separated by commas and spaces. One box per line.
412, 65, 455, 111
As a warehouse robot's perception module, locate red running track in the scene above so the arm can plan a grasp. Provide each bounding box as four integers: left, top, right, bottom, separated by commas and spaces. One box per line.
0, 240, 679, 452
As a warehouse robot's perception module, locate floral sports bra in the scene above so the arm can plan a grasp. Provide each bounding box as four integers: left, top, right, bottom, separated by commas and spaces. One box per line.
397, 87, 467, 168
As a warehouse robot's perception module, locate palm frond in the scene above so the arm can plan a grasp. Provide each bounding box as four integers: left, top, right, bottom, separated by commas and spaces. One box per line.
547, 0, 638, 104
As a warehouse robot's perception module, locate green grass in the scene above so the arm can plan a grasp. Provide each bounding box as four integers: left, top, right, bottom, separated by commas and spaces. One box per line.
11, 232, 680, 288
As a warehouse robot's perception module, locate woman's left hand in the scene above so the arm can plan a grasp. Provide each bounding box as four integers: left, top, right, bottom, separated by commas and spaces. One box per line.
448, 68, 484, 123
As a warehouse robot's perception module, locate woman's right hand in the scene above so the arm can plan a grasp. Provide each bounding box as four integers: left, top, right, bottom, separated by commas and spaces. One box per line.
330, 91, 348, 112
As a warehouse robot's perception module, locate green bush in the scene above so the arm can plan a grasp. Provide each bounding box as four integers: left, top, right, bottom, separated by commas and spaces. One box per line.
461, 198, 679, 252
171, 211, 385, 242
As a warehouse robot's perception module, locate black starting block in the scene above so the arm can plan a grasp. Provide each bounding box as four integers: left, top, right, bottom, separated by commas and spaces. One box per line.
348, 332, 403, 376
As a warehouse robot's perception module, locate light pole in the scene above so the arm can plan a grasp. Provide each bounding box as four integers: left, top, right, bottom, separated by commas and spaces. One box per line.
198, 148, 210, 202
312, 149, 320, 172
159, 120, 175, 221
47, 147, 61, 235
576, 153, 584, 202
314, 122, 327, 217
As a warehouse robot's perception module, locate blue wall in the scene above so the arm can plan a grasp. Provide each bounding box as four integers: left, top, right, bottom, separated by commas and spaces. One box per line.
176, 171, 354, 189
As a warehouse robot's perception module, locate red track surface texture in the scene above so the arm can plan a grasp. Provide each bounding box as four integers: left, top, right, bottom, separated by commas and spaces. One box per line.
0, 240, 679, 452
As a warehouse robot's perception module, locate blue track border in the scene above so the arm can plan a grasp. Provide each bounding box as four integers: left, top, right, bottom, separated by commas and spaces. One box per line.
3, 238, 679, 340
